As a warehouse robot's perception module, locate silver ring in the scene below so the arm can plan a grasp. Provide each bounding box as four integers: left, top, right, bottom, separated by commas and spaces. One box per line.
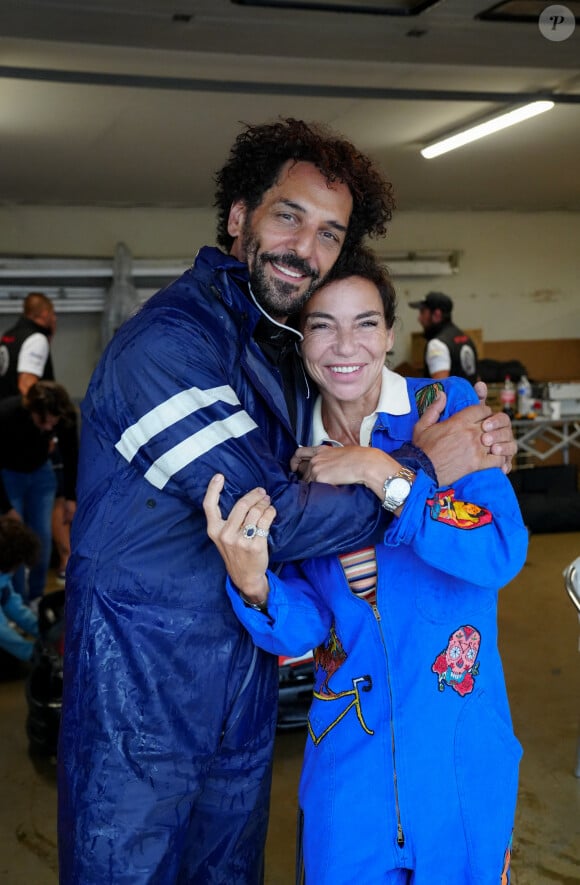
242, 524, 269, 540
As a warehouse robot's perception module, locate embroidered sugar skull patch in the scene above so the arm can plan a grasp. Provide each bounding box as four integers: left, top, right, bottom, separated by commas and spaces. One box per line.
432, 625, 481, 696
427, 489, 492, 529
415, 382, 444, 417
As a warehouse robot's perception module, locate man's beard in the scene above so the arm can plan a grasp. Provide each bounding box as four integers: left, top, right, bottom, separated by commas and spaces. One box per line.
423, 319, 446, 340
242, 229, 321, 319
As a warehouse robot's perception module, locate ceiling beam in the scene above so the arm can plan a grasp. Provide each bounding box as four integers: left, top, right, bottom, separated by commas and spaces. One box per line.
1, 65, 580, 103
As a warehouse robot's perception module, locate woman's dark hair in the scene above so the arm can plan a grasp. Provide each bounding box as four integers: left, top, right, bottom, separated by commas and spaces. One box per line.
0, 517, 41, 572
214, 117, 395, 254
322, 245, 397, 329
24, 381, 76, 426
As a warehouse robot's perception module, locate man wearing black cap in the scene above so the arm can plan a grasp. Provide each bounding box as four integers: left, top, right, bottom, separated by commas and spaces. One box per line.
409, 291, 479, 384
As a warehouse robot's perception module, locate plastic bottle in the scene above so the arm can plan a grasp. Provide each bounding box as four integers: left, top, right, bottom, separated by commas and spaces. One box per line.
500, 375, 516, 418
517, 374, 532, 416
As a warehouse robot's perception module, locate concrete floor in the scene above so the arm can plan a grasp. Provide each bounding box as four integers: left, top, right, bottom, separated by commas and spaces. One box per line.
1, 531, 579, 884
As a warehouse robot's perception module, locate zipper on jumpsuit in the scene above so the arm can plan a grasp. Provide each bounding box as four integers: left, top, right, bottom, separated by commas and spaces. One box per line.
370, 596, 406, 849
368, 422, 406, 849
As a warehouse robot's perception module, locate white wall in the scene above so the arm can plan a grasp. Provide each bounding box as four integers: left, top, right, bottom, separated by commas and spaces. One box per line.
387, 211, 580, 370
0, 205, 215, 399
0, 205, 578, 399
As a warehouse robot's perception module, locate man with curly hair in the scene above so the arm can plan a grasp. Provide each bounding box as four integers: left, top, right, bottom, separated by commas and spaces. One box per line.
59, 118, 515, 884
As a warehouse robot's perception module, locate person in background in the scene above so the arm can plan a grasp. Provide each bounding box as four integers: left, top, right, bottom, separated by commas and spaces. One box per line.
0, 381, 78, 608
0, 292, 56, 398
58, 117, 516, 885
0, 291, 75, 585
204, 248, 527, 885
0, 517, 41, 662
409, 291, 479, 384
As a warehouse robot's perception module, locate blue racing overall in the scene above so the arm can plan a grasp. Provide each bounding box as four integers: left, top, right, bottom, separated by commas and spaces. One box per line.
227, 374, 528, 885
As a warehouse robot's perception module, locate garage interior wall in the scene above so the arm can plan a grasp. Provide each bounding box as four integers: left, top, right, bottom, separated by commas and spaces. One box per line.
0, 205, 578, 401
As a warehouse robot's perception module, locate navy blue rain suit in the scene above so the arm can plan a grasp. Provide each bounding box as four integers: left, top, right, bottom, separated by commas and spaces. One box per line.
57, 247, 416, 884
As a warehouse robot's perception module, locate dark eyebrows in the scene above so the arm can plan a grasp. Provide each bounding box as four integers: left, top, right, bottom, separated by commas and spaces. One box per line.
278, 199, 348, 234
303, 311, 333, 322
355, 310, 383, 319
303, 309, 383, 322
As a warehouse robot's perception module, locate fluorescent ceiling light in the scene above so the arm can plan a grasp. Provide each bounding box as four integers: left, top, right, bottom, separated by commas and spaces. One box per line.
421, 100, 554, 159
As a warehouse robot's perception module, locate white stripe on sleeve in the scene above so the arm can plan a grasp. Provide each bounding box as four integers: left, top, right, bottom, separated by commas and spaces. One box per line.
144, 411, 258, 489
115, 384, 242, 462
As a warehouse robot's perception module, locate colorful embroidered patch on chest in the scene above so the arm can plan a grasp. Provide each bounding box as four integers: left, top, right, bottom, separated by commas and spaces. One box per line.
432, 624, 481, 696
309, 625, 374, 746
415, 382, 444, 416
314, 625, 348, 695
427, 489, 492, 529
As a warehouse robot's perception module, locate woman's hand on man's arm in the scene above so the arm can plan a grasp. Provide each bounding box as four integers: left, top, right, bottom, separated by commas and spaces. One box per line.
203, 473, 275, 607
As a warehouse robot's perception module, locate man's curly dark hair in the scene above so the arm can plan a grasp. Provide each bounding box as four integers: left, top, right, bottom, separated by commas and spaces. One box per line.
0, 517, 41, 572
214, 118, 395, 255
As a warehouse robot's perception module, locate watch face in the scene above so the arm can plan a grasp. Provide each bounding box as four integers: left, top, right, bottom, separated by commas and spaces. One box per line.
382, 472, 413, 511
388, 477, 410, 501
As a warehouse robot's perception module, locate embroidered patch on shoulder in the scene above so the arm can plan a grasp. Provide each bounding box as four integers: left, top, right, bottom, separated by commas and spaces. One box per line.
432, 625, 480, 696
427, 489, 492, 529
415, 382, 444, 416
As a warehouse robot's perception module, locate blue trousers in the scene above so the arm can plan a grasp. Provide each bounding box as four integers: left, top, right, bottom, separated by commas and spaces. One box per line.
1, 462, 57, 602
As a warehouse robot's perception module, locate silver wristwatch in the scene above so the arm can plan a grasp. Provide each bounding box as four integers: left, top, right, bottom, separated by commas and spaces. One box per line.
382, 467, 415, 512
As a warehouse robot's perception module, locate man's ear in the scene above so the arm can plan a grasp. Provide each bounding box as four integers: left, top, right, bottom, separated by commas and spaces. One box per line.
227, 200, 247, 239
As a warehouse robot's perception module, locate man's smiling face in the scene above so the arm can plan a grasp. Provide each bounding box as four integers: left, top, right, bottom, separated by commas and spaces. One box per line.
227, 160, 353, 321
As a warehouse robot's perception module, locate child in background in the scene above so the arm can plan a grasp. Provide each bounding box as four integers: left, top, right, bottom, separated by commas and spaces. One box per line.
0, 517, 41, 662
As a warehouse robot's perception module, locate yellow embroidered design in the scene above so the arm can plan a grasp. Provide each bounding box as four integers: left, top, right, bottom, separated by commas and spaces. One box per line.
308, 625, 374, 745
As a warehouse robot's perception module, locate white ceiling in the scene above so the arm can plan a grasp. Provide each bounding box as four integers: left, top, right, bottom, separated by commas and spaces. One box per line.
0, 0, 579, 212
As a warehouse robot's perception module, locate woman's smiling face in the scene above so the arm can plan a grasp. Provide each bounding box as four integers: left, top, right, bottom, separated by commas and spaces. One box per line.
300, 274, 394, 408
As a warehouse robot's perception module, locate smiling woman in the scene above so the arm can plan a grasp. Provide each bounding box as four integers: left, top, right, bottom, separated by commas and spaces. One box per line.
300, 275, 394, 438
204, 245, 528, 884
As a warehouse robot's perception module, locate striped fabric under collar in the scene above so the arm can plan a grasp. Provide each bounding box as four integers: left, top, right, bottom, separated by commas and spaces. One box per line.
338, 546, 377, 605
